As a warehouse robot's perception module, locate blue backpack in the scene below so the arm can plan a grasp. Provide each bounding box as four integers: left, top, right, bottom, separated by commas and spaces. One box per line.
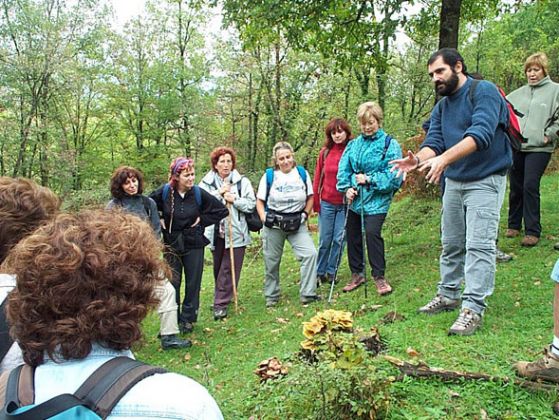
264, 165, 308, 209
162, 183, 202, 208
1, 357, 165, 419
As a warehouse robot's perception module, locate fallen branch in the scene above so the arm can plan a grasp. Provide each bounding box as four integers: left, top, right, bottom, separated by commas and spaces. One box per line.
384, 355, 559, 392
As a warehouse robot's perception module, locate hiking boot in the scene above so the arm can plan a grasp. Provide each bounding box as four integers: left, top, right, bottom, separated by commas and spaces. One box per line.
161, 334, 192, 350
555, 243, 559, 251
418, 294, 460, 315
521, 235, 539, 247
514, 347, 559, 383
265, 299, 279, 308
374, 276, 392, 296
342, 273, 365, 293
179, 321, 194, 334
316, 275, 327, 287
301, 295, 321, 304
213, 307, 227, 321
448, 308, 482, 336
496, 248, 512, 263
505, 228, 520, 238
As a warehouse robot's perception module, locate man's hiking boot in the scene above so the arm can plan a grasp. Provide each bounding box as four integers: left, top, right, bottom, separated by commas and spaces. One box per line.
555, 243, 559, 251
521, 235, 539, 247
342, 273, 365, 293
374, 276, 392, 296
448, 308, 482, 336
301, 295, 321, 304
514, 347, 559, 383
161, 334, 191, 350
506, 228, 521, 238
179, 321, 194, 334
418, 294, 460, 315
496, 248, 512, 263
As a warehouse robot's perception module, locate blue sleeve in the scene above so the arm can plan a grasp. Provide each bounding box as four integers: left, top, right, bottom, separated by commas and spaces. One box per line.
369, 140, 403, 193
422, 102, 445, 155
463, 81, 504, 151
336, 142, 355, 192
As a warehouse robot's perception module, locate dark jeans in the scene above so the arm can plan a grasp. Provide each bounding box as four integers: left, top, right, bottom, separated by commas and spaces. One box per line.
346, 210, 386, 278
165, 248, 205, 324
508, 151, 551, 237
212, 237, 245, 310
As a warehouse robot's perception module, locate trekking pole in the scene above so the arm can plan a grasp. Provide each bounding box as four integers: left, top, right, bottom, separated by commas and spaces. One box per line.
227, 203, 239, 313
328, 200, 351, 303
359, 185, 368, 299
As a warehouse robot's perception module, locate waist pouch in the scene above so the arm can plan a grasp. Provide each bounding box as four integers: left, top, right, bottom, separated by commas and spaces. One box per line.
163, 225, 209, 253
265, 210, 302, 233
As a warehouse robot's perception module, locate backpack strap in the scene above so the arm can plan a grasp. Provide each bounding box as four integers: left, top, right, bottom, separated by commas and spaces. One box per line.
295, 165, 308, 196
381, 135, 392, 161
74, 356, 166, 419
0, 300, 13, 363
316, 148, 330, 198
467, 79, 481, 104
192, 185, 202, 209
264, 168, 274, 210
162, 183, 171, 202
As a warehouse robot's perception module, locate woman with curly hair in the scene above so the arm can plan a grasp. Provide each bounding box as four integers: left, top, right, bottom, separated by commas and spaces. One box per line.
1, 210, 223, 418
0, 177, 60, 373
108, 166, 190, 350
150, 157, 228, 333
312, 118, 352, 286
199, 147, 256, 320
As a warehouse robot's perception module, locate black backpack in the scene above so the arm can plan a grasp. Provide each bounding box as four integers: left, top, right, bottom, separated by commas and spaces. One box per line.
1, 357, 165, 419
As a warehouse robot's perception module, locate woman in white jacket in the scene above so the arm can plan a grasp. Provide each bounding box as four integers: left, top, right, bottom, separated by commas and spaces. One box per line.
200, 147, 256, 320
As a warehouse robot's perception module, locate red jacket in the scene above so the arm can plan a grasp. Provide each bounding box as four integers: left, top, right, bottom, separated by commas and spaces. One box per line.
312, 143, 346, 213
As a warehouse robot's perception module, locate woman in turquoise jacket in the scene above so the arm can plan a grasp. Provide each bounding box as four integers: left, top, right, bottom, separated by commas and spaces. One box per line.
336, 102, 403, 296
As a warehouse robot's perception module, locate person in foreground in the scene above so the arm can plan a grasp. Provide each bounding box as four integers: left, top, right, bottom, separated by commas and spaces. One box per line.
1, 209, 223, 419
0, 177, 61, 373
390, 48, 512, 336
312, 118, 352, 286
505, 52, 559, 247
151, 157, 228, 334
336, 102, 402, 296
199, 147, 256, 320
515, 258, 559, 383
108, 166, 191, 350
256, 141, 318, 307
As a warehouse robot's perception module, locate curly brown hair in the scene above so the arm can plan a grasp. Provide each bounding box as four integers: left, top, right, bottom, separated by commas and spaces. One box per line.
3, 209, 169, 367
0, 177, 61, 264
110, 166, 144, 199
210, 147, 237, 171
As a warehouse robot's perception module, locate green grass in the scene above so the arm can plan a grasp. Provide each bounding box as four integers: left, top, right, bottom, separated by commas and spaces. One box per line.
135, 173, 559, 418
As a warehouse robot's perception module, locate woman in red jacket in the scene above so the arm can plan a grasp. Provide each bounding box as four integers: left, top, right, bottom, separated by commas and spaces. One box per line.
312, 118, 353, 285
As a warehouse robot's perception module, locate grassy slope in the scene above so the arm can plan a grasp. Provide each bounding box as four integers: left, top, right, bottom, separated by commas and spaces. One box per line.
136, 173, 559, 419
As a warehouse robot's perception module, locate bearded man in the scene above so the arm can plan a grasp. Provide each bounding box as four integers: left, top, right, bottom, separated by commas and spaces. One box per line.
390, 48, 512, 335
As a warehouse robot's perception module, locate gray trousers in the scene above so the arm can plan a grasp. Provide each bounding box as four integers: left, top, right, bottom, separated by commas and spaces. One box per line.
155, 280, 179, 336
438, 174, 506, 314
262, 224, 318, 301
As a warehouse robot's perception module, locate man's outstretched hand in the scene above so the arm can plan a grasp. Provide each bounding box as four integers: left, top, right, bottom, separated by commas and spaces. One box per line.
389, 150, 419, 180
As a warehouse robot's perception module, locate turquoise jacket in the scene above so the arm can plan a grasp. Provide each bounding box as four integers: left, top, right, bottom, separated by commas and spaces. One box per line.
336, 129, 403, 215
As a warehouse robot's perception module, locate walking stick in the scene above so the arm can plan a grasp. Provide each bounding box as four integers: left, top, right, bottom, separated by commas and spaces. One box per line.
227, 203, 239, 313
359, 185, 368, 299
328, 200, 350, 303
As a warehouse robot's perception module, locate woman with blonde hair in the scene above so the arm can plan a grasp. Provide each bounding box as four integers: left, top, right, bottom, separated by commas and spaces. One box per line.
256, 142, 318, 307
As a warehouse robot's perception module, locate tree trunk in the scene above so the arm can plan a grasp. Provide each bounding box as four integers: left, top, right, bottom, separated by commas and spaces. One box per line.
438, 0, 462, 49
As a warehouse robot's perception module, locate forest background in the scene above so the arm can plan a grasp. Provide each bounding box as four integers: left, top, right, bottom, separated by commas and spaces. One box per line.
1, 0, 558, 202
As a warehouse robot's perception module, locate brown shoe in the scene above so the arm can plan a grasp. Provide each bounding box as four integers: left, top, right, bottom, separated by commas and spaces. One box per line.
505, 228, 520, 238
521, 235, 539, 247
342, 273, 365, 293
374, 276, 392, 296
514, 347, 559, 383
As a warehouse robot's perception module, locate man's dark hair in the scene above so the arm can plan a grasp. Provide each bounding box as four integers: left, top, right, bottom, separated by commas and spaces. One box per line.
428, 48, 468, 75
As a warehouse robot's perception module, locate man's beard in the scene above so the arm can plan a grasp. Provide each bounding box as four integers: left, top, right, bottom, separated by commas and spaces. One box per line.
435, 70, 459, 96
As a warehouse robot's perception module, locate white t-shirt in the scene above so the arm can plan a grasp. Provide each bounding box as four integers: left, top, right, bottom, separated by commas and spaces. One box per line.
257, 167, 313, 213
0, 273, 23, 373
